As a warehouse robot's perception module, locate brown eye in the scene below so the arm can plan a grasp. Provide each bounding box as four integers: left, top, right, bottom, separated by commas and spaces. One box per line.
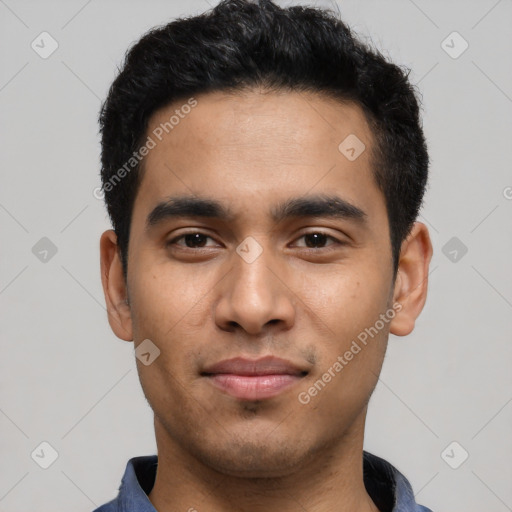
167, 232, 216, 248
182, 233, 208, 248
294, 231, 340, 249
304, 232, 329, 248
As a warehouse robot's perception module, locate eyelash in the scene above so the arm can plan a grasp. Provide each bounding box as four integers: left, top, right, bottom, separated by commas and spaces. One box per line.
166, 231, 344, 250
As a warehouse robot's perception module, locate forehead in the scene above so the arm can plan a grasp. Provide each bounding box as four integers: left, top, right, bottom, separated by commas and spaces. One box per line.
147, 89, 374, 163
133, 89, 385, 229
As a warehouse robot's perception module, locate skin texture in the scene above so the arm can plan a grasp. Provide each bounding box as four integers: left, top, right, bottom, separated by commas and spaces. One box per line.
100, 89, 433, 512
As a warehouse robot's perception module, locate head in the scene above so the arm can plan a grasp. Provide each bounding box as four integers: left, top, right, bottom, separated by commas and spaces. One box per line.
99, 0, 432, 477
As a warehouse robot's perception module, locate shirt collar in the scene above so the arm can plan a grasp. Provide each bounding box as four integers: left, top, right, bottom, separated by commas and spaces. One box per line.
93, 451, 433, 512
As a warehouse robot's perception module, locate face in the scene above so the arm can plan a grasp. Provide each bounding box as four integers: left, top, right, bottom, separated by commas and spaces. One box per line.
102, 89, 420, 478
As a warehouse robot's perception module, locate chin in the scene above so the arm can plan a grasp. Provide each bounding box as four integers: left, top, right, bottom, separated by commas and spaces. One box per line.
191, 432, 318, 478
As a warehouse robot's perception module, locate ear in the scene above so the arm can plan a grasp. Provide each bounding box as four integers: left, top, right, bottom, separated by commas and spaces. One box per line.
99, 229, 133, 341
389, 222, 433, 337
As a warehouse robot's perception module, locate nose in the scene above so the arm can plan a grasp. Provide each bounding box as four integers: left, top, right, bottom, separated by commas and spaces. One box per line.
214, 243, 296, 335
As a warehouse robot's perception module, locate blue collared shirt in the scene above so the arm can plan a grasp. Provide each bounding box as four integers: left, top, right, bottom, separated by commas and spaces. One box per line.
93, 451, 433, 512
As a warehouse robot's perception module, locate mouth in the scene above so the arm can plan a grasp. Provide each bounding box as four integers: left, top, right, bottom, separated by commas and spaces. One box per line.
201, 356, 308, 401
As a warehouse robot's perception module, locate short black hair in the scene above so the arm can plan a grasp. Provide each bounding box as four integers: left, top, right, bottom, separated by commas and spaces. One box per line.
99, 0, 429, 280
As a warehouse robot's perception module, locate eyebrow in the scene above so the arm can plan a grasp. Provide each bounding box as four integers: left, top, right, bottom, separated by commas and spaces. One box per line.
145, 194, 367, 231
271, 194, 367, 224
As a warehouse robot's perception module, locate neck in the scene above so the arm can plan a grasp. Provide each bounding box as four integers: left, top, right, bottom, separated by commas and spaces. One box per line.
148, 411, 380, 512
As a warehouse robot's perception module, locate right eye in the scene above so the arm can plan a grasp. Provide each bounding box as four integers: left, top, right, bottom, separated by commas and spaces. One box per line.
166, 232, 220, 249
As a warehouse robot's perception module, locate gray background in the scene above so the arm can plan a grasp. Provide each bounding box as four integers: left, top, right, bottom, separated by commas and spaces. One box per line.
1, 0, 511, 511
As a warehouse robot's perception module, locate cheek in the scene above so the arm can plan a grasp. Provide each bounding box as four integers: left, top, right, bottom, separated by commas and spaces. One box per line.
298, 265, 390, 342
128, 259, 212, 337
128, 261, 215, 390
295, 265, 391, 399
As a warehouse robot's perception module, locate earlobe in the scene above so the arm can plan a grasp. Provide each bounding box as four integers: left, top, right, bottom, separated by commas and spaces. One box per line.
99, 229, 134, 341
389, 222, 433, 337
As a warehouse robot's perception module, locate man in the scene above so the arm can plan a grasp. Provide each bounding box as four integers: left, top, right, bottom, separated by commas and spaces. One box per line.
95, 0, 434, 510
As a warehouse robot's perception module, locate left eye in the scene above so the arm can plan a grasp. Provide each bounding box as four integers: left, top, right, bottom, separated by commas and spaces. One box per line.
293, 232, 340, 249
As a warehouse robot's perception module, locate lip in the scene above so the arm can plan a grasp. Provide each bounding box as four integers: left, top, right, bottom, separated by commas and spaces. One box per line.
202, 356, 308, 401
